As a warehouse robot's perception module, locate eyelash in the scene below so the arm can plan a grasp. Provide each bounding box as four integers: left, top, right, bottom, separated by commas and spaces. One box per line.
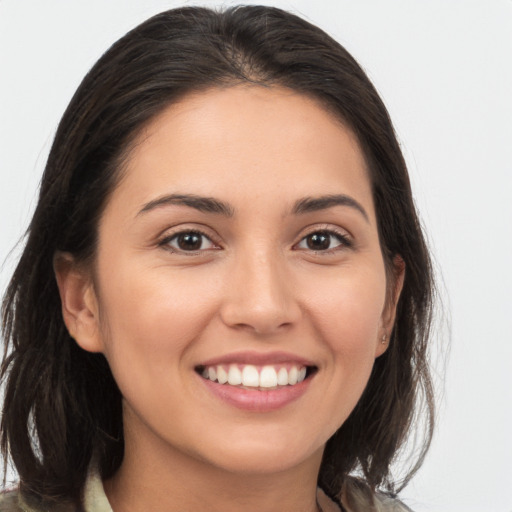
158, 229, 220, 254
158, 228, 353, 255
294, 229, 353, 253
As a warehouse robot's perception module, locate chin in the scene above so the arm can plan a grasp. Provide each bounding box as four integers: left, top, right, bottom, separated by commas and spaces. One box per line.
194, 433, 324, 475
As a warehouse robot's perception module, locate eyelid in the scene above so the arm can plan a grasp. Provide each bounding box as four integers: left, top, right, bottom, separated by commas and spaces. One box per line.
293, 225, 354, 252
157, 226, 222, 254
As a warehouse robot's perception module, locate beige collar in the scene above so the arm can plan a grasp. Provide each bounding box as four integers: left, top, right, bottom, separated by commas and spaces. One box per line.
83, 469, 342, 512
14, 469, 410, 512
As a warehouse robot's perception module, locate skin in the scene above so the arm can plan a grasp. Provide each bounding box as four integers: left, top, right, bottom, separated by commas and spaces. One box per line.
56, 85, 404, 512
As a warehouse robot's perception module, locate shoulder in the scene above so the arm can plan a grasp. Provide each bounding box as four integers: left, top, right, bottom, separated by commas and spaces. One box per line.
340, 477, 414, 512
372, 493, 414, 512
0, 466, 109, 512
0, 490, 24, 512
0, 489, 78, 512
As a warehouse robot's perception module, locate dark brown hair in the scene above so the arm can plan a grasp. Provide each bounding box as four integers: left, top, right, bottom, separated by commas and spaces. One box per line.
1, 5, 435, 507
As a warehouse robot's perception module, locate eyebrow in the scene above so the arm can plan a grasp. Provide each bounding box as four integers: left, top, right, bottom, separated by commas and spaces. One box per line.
138, 193, 234, 217
137, 192, 368, 222
292, 194, 369, 222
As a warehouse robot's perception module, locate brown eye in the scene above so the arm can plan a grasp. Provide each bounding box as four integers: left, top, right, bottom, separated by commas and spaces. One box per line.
305, 233, 330, 250
177, 233, 202, 250
296, 230, 351, 251
164, 231, 216, 252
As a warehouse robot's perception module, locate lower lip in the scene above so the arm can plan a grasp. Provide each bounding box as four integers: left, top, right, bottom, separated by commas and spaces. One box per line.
199, 375, 312, 412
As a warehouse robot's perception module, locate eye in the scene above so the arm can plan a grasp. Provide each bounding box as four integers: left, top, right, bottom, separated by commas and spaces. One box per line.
295, 230, 351, 252
161, 230, 218, 253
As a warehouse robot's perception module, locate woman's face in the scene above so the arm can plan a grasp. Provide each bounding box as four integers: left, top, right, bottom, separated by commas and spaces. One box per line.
65, 85, 401, 476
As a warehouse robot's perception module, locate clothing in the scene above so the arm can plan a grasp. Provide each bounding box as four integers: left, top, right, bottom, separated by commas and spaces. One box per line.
0, 470, 413, 512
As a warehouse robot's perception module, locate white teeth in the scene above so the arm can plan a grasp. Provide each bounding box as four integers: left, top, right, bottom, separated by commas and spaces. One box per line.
242, 365, 259, 387
202, 364, 309, 387
277, 367, 289, 386
227, 364, 242, 385
288, 366, 298, 385
259, 366, 278, 388
217, 365, 228, 384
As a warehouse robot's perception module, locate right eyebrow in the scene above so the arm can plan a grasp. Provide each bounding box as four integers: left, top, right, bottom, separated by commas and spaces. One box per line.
137, 193, 235, 218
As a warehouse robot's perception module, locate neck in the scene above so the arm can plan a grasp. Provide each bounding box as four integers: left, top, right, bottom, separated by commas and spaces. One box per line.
104, 418, 323, 512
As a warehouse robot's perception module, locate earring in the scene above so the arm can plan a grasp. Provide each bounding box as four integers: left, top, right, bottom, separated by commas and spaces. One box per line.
381, 333, 387, 344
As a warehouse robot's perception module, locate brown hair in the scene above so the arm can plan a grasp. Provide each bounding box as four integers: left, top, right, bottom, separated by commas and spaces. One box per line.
1, 5, 435, 507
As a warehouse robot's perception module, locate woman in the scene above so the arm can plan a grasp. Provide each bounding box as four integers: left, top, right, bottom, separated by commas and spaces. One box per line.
0, 6, 435, 512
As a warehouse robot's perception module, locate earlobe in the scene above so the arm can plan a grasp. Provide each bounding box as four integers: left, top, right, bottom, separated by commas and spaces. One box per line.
53, 252, 104, 353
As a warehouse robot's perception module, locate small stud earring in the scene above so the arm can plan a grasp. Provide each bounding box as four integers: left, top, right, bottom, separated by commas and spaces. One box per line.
381, 333, 387, 344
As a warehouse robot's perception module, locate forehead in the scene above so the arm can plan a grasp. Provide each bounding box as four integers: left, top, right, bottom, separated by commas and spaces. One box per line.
111, 85, 374, 219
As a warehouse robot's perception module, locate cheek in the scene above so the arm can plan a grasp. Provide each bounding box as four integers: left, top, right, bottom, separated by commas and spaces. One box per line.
302, 263, 387, 360
292, 264, 388, 441
94, 255, 223, 377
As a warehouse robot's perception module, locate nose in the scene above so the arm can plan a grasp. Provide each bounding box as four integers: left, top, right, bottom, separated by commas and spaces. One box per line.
219, 248, 301, 335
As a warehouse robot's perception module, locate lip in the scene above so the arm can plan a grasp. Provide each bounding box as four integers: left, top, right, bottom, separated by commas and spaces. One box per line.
195, 351, 317, 412
198, 373, 313, 412
198, 350, 316, 368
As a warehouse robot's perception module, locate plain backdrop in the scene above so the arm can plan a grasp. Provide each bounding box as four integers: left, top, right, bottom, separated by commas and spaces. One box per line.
1, 1, 511, 511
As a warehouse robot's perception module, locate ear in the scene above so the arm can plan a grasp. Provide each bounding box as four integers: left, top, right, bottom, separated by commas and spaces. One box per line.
375, 255, 405, 357
53, 251, 104, 353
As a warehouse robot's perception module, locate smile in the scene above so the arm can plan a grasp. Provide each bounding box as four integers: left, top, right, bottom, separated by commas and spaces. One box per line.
199, 364, 309, 389
195, 352, 318, 411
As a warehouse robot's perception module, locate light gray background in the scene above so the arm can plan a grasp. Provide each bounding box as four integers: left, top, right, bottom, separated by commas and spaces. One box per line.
1, 1, 511, 511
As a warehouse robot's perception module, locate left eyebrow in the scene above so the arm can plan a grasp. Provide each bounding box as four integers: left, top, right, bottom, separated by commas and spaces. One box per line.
292, 194, 369, 222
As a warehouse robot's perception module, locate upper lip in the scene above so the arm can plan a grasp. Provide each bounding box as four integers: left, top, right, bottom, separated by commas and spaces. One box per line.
197, 350, 316, 368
